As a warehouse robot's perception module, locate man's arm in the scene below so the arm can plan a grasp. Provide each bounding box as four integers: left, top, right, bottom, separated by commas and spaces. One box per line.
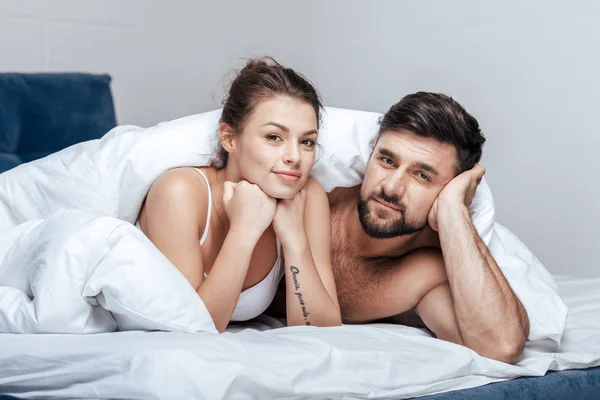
433, 166, 530, 364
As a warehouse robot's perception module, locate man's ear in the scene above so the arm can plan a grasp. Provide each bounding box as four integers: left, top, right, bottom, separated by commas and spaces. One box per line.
370, 136, 378, 151
219, 123, 236, 154
367, 139, 378, 162
367, 135, 379, 161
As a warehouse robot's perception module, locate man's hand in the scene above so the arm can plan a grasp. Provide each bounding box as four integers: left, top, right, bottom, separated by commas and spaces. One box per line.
428, 164, 486, 231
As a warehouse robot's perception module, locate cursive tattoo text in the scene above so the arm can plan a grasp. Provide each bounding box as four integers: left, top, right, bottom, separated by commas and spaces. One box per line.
290, 266, 311, 325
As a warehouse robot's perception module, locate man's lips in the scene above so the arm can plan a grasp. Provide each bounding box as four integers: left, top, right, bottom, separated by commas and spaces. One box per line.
374, 197, 402, 211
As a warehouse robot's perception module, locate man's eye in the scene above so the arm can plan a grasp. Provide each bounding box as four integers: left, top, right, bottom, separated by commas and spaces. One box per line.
381, 157, 394, 166
267, 134, 282, 142
418, 172, 431, 181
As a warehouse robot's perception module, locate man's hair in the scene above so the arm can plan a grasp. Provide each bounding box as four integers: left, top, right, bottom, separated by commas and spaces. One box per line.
378, 92, 486, 173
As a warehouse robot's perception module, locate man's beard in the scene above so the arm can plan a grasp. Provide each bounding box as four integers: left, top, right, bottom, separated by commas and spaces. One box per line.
357, 189, 427, 239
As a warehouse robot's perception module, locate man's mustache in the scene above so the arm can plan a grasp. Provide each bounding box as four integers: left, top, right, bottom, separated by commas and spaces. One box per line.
373, 190, 406, 214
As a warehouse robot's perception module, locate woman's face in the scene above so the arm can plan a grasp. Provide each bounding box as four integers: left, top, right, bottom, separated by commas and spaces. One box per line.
227, 96, 318, 199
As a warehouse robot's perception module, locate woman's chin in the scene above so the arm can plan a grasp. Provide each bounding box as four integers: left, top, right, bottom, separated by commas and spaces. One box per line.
261, 185, 299, 200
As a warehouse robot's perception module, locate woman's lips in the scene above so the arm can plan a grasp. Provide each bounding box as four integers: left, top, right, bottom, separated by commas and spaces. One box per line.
274, 172, 300, 182
273, 170, 301, 182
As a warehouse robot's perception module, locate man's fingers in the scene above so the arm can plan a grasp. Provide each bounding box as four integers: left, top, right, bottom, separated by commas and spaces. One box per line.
472, 163, 486, 178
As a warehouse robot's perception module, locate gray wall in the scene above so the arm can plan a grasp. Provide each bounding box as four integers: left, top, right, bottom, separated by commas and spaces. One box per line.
0, 0, 321, 126
1, 0, 598, 277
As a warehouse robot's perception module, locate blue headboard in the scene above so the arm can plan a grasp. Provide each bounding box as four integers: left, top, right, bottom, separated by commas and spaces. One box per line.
0, 72, 117, 173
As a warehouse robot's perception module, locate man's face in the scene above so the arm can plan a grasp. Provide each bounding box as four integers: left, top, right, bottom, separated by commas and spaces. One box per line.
358, 130, 458, 238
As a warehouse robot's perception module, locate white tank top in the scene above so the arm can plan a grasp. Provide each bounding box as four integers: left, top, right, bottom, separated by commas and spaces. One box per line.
137, 168, 284, 322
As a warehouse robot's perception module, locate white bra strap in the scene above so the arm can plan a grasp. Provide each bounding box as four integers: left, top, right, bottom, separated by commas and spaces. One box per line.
194, 168, 212, 245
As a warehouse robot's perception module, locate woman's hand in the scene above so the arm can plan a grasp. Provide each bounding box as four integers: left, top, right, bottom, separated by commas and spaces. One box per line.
223, 180, 277, 243
273, 188, 308, 248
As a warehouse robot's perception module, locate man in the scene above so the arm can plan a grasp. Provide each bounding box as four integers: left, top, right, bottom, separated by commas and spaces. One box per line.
268, 92, 529, 364
326, 92, 529, 364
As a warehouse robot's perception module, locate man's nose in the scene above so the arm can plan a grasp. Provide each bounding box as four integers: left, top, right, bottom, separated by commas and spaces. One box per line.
382, 169, 407, 197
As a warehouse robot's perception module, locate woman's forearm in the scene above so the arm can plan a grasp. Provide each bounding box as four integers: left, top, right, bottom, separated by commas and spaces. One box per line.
282, 237, 342, 327
197, 229, 256, 332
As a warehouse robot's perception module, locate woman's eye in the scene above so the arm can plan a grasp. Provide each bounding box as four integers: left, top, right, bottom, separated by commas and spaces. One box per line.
267, 134, 282, 142
302, 139, 315, 147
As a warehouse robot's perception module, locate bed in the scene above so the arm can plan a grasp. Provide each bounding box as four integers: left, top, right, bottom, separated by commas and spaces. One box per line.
1, 73, 599, 399
0, 275, 598, 399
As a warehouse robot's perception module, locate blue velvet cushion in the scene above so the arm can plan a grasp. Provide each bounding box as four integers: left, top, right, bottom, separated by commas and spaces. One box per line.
0, 73, 117, 173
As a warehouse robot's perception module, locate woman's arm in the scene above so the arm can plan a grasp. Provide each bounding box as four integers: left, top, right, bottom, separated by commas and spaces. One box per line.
139, 168, 258, 333
275, 179, 341, 327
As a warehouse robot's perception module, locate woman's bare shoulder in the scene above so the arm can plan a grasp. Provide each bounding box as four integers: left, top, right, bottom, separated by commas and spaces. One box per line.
143, 167, 213, 223
152, 167, 211, 198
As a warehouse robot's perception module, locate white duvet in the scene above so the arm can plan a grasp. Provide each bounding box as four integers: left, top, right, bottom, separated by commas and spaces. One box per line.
0, 210, 216, 334
0, 108, 566, 343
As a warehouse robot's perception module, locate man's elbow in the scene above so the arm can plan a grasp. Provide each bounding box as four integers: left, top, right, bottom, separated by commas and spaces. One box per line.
481, 335, 526, 364
479, 311, 529, 364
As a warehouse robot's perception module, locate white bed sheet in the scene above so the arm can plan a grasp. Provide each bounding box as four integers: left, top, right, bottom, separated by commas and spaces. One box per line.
1, 275, 599, 400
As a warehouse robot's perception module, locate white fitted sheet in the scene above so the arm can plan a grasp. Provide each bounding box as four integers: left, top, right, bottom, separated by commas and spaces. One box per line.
0, 275, 598, 399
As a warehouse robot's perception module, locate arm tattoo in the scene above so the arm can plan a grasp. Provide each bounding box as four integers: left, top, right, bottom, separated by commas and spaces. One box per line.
290, 266, 311, 325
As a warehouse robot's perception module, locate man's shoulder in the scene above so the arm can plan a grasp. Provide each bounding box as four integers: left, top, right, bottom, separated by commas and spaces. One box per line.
327, 185, 360, 206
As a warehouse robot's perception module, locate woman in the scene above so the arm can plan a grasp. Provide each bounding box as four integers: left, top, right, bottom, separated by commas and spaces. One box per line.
137, 57, 341, 332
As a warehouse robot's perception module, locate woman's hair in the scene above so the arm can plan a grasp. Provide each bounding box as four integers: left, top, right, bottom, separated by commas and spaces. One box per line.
210, 56, 323, 169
